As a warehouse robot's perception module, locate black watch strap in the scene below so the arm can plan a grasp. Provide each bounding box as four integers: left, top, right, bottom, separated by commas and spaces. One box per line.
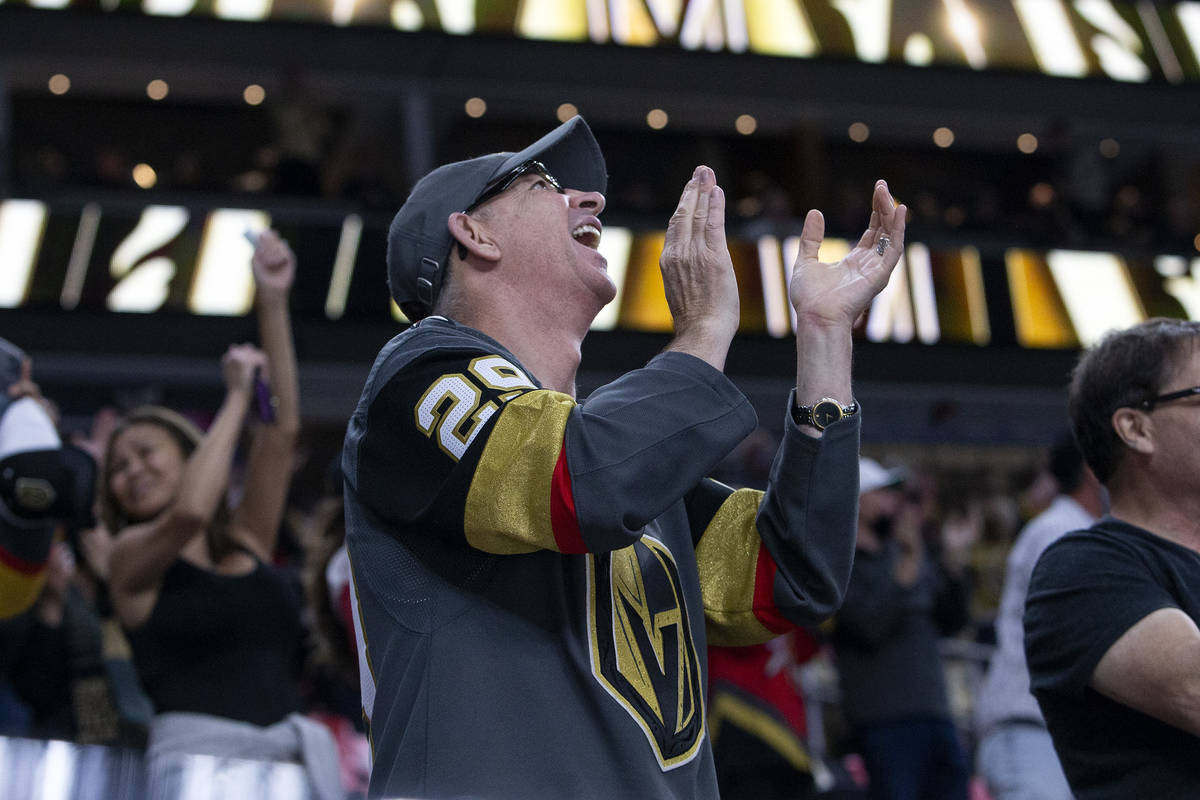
792, 397, 859, 430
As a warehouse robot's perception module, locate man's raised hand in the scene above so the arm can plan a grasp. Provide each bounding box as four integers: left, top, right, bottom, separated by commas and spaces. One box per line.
659, 166, 740, 369
789, 180, 907, 331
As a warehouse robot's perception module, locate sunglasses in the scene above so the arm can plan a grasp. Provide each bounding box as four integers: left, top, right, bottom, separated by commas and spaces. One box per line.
1138, 385, 1200, 410
454, 160, 565, 260
465, 160, 564, 213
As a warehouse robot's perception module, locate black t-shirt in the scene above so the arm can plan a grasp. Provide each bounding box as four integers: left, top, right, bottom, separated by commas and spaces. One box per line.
1025, 516, 1200, 799
127, 557, 304, 727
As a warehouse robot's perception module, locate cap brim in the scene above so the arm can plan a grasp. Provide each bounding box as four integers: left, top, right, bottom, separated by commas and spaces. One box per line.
488, 115, 607, 196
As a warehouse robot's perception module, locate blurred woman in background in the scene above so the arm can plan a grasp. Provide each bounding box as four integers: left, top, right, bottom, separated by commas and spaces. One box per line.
103, 231, 341, 800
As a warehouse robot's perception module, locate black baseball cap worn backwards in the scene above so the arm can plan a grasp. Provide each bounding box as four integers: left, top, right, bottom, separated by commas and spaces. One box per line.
387, 115, 608, 320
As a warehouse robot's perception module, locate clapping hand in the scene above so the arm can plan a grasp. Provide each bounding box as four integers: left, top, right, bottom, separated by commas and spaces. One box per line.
790, 180, 907, 331
659, 166, 740, 369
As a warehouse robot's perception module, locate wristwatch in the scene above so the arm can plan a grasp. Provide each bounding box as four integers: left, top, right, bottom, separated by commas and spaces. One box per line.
792, 397, 859, 430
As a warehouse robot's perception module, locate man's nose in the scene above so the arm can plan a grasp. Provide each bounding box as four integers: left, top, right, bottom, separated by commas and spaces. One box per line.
569, 189, 605, 216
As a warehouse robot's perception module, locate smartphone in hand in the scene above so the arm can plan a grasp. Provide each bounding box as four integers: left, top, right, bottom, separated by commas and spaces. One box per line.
253, 373, 276, 422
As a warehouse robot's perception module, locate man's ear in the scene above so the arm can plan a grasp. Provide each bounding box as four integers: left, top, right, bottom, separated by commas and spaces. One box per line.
447, 212, 501, 263
1112, 406, 1155, 455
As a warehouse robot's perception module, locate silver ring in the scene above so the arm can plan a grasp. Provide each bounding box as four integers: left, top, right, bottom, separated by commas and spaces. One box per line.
876, 235, 891, 256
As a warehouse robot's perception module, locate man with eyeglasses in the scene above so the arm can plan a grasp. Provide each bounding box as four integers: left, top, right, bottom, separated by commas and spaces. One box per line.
340, 116, 906, 798
1025, 317, 1200, 798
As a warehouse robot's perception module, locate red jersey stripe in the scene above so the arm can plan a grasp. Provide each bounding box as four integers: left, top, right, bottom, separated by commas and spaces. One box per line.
550, 445, 587, 553
752, 543, 793, 634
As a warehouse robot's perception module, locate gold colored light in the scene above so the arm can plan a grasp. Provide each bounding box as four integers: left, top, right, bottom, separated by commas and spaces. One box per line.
1017, 133, 1039, 153
1030, 182, 1055, 208
464, 97, 487, 118
243, 84, 266, 105
556, 103, 578, 122
48, 74, 71, 95
735, 114, 757, 135
132, 163, 158, 189
933, 127, 955, 148
1099, 138, 1120, 158
146, 79, 169, 101
848, 122, 869, 142
646, 109, 669, 130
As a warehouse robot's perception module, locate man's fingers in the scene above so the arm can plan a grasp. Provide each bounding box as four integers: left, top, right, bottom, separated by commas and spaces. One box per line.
693, 168, 713, 226
703, 185, 727, 249
886, 204, 908, 252
667, 167, 705, 241
798, 209, 825, 262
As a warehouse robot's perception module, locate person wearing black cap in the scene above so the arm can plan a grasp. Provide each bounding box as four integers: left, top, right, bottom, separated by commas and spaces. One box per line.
828, 459, 972, 800
341, 116, 907, 799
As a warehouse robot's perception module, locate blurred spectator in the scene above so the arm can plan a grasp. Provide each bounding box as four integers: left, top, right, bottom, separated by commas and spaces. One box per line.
975, 432, 1104, 800
709, 631, 830, 800
301, 458, 370, 798
101, 232, 340, 799
828, 458, 971, 800
707, 430, 853, 799
0, 353, 148, 746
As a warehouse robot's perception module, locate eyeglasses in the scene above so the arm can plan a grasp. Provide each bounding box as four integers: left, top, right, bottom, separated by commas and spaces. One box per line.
454, 160, 564, 260
1139, 385, 1200, 410
465, 160, 564, 213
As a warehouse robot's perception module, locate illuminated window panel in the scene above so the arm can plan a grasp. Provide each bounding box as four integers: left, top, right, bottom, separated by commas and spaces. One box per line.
731, 237, 769, 332
143, 0, 197, 16
326, 214, 364, 320
213, 0, 270, 20
743, 0, 818, 56
1180, 2, 1200, 67
107, 257, 176, 312
1013, 0, 1087, 77
190, 209, 271, 315
929, 246, 990, 346
1005, 249, 1079, 348
865, 249, 916, 343
680, 0, 746, 52
0, 200, 48, 308
834, 0, 892, 63
609, 0, 665, 45
1046, 250, 1145, 345
944, 0, 986, 69
516, 0, 588, 40
756, 236, 792, 338
1156, 255, 1200, 321
436, 0, 474, 34
590, 226, 633, 331
614, 231, 672, 332
1074, 0, 1151, 82
61, 203, 102, 310
905, 242, 941, 344
108, 206, 190, 313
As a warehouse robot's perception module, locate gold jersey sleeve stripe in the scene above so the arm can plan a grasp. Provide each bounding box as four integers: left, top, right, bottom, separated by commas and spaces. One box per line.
0, 564, 47, 619
694, 487, 781, 647
464, 390, 578, 554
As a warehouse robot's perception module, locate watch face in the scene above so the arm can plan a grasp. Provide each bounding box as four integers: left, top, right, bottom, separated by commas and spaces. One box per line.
813, 400, 843, 430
